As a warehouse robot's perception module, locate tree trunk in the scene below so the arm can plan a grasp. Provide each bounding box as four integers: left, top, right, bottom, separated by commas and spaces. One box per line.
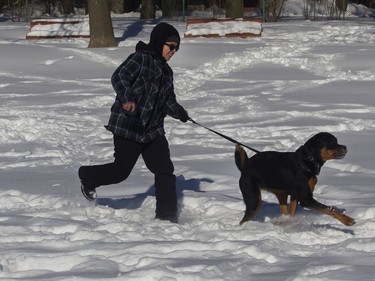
140, 0, 155, 19
161, 0, 182, 18
123, 0, 132, 12
62, 0, 74, 14
226, 0, 244, 19
161, 0, 171, 17
88, 0, 118, 48
335, 0, 348, 12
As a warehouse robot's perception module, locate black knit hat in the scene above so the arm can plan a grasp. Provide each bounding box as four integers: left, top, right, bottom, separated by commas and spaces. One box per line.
149, 22, 180, 60
165, 35, 179, 43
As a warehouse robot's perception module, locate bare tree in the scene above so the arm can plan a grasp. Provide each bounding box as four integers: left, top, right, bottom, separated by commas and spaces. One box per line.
161, 0, 182, 18
111, 0, 125, 13
226, 0, 244, 18
261, 0, 287, 22
140, 0, 155, 19
62, 0, 74, 14
335, 0, 348, 12
87, 0, 117, 48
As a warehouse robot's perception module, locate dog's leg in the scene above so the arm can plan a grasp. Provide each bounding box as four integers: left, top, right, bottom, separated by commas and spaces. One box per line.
275, 194, 298, 216
299, 178, 316, 217
301, 197, 356, 226
239, 176, 262, 225
275, 193, 289, 215
288, 196, 298, 216
308, 176, 317, 193
240, 194, 262, 225
320, 205, 356, 226
304, 177, 355, 225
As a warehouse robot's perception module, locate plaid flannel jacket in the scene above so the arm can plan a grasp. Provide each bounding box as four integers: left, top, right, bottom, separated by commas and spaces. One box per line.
105, 50, 184, 143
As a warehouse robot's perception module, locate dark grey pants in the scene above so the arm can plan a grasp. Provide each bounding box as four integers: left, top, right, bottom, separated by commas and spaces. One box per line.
79, 135, 177, 218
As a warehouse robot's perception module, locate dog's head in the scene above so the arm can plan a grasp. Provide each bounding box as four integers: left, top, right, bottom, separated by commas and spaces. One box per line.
305, 132, 347, 161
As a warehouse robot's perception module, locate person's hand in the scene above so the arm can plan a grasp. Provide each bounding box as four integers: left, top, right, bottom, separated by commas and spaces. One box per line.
178, 108, 189, 123
122, 102, 136, 112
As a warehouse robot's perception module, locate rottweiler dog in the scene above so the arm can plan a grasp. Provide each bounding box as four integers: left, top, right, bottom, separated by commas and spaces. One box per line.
235, 132, 355, 226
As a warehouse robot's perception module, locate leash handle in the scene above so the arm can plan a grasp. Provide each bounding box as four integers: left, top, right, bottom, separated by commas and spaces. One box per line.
188, 117, 260, 154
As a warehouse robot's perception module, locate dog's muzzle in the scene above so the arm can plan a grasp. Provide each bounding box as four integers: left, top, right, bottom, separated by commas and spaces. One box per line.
334, 145, 347, 159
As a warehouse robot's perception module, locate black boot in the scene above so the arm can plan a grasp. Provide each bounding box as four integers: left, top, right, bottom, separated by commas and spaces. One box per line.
155, 213, 178, 223
78, 166, 97, 201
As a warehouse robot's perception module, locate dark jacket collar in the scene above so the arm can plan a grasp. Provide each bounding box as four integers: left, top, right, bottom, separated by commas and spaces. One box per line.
135, 41, 166, 63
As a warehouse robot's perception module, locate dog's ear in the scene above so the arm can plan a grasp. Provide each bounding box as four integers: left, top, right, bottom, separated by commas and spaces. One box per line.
305, 132, 336, 150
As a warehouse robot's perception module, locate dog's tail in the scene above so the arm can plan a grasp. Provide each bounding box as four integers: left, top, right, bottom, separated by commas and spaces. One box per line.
235, 144, 248, 171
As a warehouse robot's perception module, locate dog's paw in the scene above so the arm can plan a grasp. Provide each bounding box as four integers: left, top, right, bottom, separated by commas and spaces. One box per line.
330, 208, 356, 226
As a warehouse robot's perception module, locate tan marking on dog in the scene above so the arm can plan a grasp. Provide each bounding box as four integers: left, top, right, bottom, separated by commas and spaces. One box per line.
275, 193, 288, 215
319, 207, 356, 226
308, 176, 317, 193
288, 196, 298, 216
320, 147, 336, 161
236, 145, 247, 168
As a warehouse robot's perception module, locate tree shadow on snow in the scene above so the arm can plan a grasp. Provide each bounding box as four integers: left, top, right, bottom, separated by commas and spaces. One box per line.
96, 175, 212, 210
115, 19, 162, 43
0, 15, 10, 22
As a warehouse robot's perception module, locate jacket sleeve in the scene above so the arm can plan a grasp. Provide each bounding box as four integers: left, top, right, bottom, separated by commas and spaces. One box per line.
164, 89, 186, 119
111, 52, 142, 104
162, 68, 185, 119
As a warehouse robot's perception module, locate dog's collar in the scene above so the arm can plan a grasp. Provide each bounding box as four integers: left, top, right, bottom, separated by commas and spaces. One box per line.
299, 145, 323, 176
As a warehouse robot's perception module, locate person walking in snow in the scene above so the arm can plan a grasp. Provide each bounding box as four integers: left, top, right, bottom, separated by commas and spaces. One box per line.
78, 22, 189, 223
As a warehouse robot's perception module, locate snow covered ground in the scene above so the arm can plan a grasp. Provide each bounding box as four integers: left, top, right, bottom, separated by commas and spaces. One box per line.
1, 8, 375, 281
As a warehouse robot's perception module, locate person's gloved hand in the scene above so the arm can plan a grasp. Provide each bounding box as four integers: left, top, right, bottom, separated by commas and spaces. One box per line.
178, 108, 189, 123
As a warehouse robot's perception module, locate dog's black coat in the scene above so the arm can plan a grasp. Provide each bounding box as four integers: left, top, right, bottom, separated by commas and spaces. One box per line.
235, 132, 355, 226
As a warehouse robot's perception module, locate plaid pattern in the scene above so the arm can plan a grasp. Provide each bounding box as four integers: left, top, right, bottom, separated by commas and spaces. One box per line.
106, 50, 184, 143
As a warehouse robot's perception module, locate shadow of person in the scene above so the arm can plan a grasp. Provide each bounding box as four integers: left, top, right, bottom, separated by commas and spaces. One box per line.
96, 175, 214, 211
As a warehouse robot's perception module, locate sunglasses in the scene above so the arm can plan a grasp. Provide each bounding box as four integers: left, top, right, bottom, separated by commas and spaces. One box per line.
164, 43, 179, 52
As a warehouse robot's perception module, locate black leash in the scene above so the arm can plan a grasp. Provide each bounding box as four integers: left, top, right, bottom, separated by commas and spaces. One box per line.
188, 117, 260, 154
